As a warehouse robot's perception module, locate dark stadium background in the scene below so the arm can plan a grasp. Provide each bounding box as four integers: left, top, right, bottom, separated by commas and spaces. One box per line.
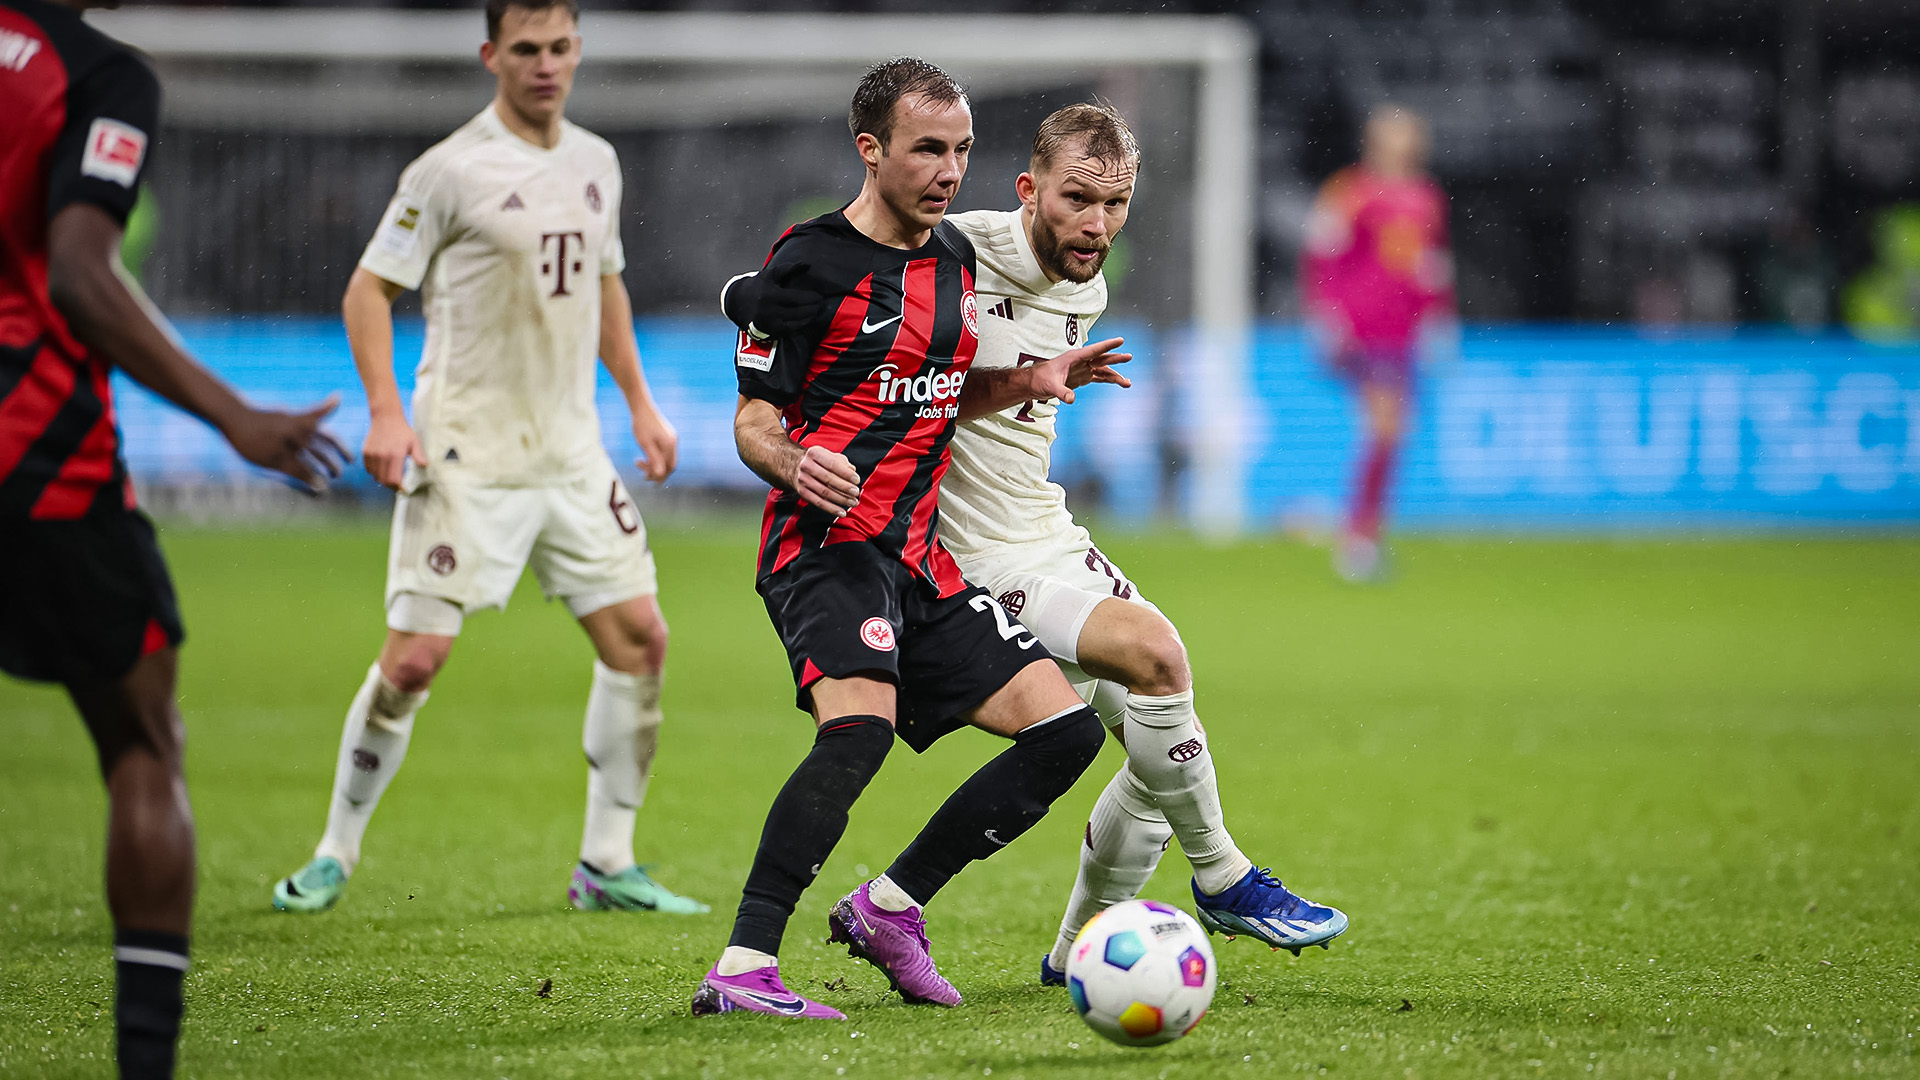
131, 0, 1920, 329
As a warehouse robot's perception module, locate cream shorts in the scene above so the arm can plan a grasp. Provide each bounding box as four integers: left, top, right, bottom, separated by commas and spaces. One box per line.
385, 454, 657, 636
955, 535, 1160, 702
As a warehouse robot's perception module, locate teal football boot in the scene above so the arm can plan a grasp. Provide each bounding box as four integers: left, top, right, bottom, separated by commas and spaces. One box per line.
569, 862, 709, 914
272, 856, 348, 912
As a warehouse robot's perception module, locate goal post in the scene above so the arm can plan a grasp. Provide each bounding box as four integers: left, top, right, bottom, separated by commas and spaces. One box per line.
94, 8, 1260, 532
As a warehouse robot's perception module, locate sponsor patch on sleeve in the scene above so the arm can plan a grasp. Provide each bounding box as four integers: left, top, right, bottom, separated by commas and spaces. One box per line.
736, 330, 775, 372
372, 199, 424, 259
80, 119, 147, 188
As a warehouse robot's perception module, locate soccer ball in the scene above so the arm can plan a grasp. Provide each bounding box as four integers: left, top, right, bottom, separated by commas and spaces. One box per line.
1064, 899, 1217, 1047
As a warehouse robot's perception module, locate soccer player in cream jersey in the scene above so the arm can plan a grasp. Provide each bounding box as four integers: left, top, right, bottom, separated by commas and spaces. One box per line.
725, 103, 1347, 981
271, 0, 704, 916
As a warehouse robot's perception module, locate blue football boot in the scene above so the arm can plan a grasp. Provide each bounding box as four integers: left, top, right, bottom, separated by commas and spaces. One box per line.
1039, 953, 1067, 987
1192, 867, 1348, 954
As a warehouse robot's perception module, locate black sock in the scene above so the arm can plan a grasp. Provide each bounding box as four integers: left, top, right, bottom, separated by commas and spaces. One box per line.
887, 705, 1104, 904
114, 927, 188, 1080
729, 714, 894, 955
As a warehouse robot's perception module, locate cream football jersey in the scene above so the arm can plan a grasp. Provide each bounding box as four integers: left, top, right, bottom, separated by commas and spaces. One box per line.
359, 107, 626, 485
938, 209, 1108, 557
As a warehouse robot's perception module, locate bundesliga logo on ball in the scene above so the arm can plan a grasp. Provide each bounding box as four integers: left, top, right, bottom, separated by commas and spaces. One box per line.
1064, 899, 1217, 1047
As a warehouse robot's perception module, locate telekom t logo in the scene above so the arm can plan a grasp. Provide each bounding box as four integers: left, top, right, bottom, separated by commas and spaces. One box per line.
540, 231, 586, 296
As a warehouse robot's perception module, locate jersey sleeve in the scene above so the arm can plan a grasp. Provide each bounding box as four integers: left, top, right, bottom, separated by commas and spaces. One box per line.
600, 172, 626, 277
734, 226, 840, 409
358, 155, 456, 292
44, 51, 160, 226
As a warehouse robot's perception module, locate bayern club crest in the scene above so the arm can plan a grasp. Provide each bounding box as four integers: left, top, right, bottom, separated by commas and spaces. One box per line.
426, 544, 457, 576
961, 291, 979, 336
860, 617, 896, 652
585, 181, 602, 213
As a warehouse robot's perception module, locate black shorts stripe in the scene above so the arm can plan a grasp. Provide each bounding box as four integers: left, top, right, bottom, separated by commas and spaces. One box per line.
0, 353, 105, 517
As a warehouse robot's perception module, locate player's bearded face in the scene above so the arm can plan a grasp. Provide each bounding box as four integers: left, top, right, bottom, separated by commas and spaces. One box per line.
1026, 155, 1135, 284
484, 8, 581, 123
874, 96, 974, 232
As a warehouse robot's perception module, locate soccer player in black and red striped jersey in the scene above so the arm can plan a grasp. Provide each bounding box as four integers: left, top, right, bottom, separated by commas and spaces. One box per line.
1, 1, 345, 1074
691, 58, 1131, 1020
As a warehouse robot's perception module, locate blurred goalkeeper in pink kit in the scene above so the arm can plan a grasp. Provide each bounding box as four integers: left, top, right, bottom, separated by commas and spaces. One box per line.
1301, 106, 1456, 581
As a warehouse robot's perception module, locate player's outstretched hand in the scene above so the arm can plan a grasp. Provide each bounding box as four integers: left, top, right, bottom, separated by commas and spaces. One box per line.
362, 408, 426, 491
726, 263, 826, 338
1035, 337, 1132, 405
224, 394, 351, 496
793, 444, 860, 518
633, 405, 679, 484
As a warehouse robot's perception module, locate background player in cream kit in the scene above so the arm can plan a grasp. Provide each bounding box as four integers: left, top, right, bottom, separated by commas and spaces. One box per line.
271, 0, 705, 917
728, 102, 1349, 980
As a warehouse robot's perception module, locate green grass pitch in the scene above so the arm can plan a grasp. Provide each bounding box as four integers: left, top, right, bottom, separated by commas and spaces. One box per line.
3, 523, 1918, 1078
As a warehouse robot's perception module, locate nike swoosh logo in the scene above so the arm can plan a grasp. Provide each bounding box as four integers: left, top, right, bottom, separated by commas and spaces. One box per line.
984, 829, 1009, 847
862, 314, 903, 334
729, 988, 809, 1015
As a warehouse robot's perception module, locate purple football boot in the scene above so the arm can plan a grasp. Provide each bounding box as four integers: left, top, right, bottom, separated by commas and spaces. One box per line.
689, 964, 846, 1020
827, 880, 962, 1006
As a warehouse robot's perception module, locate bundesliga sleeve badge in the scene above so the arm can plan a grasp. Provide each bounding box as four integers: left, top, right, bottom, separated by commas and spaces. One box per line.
80, 118, 147, 188
736, 330, 775, 372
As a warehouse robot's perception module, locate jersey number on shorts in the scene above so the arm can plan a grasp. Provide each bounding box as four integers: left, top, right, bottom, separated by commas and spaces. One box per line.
608, 481, 640, 535
1086, 547, 1134, 600
969, 594, 1041, 651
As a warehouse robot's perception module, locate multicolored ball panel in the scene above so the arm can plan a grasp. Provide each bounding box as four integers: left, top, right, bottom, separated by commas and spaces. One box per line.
1103, 930, 1147, 970
1117, 1002, 1164, 1039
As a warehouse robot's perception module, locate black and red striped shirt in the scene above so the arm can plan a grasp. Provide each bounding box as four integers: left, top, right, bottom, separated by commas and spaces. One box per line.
0, 0, 156, 520
737, 211, 982, 597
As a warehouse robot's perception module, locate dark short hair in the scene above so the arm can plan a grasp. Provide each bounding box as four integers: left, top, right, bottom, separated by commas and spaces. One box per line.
486, 0, 578, 42
1031, 102, 1140, 175
847, 57, 970, 152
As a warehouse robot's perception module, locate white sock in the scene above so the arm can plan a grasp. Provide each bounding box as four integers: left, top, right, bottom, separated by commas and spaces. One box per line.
314, 663, 427, 875
716, 946, 779, 976
1123, 690, 1253, 896
866, 873, 921, 912
579, 662, 663, 875
1048, 762, 1173, 972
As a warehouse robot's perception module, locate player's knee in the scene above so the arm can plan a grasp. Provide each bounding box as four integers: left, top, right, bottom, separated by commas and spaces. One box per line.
1059, 706, 1108, 774
633, 609, 669, 663
1022, 705, 1105, 778
382, 642, 448, 694
1126, 624, 1192, 697
598, 607, 667, 673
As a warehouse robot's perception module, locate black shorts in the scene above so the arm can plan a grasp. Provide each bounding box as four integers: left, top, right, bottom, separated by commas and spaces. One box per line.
759, 541, 1049, 753
0, 508, 185, 686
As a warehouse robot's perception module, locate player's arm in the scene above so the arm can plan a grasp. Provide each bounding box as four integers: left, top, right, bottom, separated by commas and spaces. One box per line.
341, 267, 422, 490
43, 53, 345, 492
1299, 181, 1357, 358
733, 397, 860, 517
955, 337, 1133, 421
720, 265, 825, 340
47, 204, 346, 493
599, 273, 677, 483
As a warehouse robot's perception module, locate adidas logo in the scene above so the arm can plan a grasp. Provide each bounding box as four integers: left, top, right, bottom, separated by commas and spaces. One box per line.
444, 447, 460, 462
501, 192, 525, 211
986, 299, 1015, 320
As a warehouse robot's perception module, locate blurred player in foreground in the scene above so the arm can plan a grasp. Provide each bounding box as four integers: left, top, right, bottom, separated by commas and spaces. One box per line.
1302, 105, 1455, 581
271, 0, 701, 917
1, 1, 346, 1074
693, 59, 1123, 1020
727, 104, 1348, 986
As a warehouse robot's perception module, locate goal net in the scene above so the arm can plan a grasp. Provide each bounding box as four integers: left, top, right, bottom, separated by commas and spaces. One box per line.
94, 8, 1258, 531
